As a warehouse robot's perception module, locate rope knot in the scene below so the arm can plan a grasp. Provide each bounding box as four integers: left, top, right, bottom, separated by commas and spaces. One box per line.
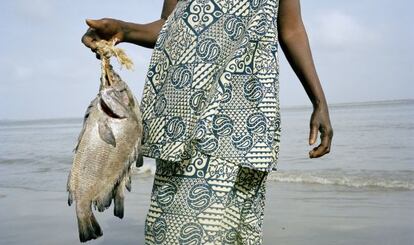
96, 39, 134, 70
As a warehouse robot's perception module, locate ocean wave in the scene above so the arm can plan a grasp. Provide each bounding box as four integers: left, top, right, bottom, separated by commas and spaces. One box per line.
267, 169, 414, 190
132, 165, 414, 190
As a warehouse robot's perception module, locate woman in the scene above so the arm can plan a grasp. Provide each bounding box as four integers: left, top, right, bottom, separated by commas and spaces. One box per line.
82, 0, 333, 244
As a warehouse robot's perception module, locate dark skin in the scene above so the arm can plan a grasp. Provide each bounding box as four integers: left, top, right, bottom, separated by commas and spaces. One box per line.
82, 0, 333, 158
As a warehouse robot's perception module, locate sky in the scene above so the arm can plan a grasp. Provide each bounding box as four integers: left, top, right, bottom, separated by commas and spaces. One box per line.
0, 0, 413, 120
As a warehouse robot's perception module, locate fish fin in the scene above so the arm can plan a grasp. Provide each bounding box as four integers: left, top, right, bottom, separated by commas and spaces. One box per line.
125, 176, 132, 192
92, 200, 100, 212
68, 192, 73, 206
67, 171, 74, 206
136, 153, 144, 168
76, 209, 102, 242
100, 90, 129, 119
98, 119, 116, 147
74, 98, 97, 152
95, 191, 113, 212
113, 185, 125, 219
102, 191, 113, 209
96, 206, 104, 212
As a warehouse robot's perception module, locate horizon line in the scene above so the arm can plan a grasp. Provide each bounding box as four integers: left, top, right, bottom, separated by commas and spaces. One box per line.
1, 98, 413, 122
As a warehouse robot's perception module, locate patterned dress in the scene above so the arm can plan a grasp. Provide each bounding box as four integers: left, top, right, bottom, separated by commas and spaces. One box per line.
141, 0, 280, 244
141, 0, 281, 172
145, 150, 268, 244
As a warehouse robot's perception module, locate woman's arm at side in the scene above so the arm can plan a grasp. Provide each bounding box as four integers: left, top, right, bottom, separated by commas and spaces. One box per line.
278, 0, 333, 158
82, 0, 178, 50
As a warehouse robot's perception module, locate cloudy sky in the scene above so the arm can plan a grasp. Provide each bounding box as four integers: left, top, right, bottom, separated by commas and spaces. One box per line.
1, 0, 412, 120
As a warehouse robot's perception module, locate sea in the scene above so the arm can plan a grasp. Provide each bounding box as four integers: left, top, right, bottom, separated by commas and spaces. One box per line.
0, 100, 413, 244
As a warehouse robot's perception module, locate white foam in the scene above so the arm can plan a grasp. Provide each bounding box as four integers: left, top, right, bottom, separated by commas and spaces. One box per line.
268, 169, 414, 190
131, 163, 414, 191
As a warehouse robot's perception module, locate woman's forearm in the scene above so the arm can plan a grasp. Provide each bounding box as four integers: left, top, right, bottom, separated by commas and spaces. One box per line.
121, 20, 166, 49
120, 0, 177, 49
279, 26, 327, 109
278, 0, 327, 109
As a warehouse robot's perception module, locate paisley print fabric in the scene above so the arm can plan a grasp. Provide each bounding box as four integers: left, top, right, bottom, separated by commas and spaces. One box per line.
144, 150, 268, 244
141, 0, 281, 171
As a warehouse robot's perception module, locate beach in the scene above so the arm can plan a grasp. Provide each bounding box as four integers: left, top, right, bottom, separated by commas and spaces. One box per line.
0, 100, 413, 244
1, 176, 413, 245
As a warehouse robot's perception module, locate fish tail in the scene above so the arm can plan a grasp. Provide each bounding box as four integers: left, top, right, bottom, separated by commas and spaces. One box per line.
76, 206, 103, 243
113, 184, 125, 219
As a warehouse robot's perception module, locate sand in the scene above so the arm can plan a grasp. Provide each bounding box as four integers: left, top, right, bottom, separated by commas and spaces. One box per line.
1, 174, 413, 245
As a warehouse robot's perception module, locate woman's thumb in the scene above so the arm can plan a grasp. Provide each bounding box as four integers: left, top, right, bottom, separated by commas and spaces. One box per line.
86, 19, 101, 30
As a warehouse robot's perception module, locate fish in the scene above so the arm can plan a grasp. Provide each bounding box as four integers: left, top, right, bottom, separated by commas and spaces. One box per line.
67, 49, 143, 243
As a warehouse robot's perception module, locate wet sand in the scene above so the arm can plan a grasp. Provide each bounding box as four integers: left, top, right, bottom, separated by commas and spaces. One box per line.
1, 174, 413, 245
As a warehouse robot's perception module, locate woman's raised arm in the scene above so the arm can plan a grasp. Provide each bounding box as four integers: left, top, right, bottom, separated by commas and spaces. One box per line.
81, 0, 178, 51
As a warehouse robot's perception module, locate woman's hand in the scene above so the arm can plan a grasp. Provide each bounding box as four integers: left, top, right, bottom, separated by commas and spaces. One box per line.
308, 105, 333, 158
81, 18, 125, 55
80, 1, 179, 51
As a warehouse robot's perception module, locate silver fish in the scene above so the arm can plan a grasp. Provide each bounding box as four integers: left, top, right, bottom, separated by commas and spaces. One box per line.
67, 62, 143, 243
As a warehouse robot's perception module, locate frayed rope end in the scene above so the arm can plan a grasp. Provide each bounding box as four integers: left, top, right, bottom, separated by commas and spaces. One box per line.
95, 39, 134, 71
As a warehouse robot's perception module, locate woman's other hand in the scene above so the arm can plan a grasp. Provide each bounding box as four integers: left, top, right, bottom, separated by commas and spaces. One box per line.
308, 105, 333, 158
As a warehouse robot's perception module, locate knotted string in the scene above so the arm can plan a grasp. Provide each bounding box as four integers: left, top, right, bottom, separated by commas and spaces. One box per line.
95, 39, 134, 87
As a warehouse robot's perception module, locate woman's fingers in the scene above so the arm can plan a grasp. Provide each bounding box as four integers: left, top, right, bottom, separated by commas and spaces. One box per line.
309, 126, 333, 158
81, 27, 104, 59
86, 19, 102, 29
81, 28, 100, 51
309, 123, 319, 145
82, 18, 123, 58
309, 145, 326, 158
308, 142, 328, 158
